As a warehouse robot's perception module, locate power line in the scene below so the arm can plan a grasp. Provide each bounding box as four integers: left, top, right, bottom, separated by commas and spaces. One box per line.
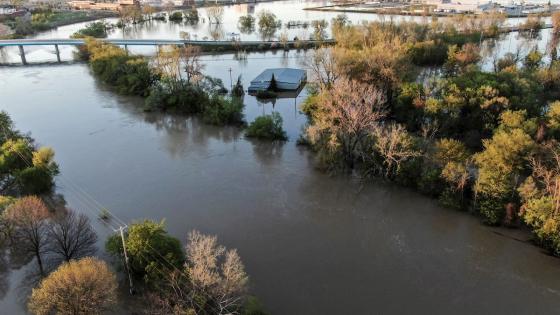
0, 128, 139, 293
0, 127, 229, 313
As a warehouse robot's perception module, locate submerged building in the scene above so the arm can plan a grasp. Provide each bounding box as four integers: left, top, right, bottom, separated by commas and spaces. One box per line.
248, 68, 307, 93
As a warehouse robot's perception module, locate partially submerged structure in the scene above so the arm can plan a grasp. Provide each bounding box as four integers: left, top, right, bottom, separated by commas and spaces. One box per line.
248, 68, 307, 94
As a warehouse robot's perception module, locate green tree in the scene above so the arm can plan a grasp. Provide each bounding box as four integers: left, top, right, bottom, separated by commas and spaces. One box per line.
106, 220, 184, 287
434, 139, 472, 208
523, 50, 543, 70
474, 127, 534, 224
257, 10, 279, 40
518, 142, 560, 255
238, 15, 255, 34
0, 111, 58, 195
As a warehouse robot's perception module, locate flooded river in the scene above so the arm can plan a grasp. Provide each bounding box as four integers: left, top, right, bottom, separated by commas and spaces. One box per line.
1, 0, 560, 313
1, 56, 560, 314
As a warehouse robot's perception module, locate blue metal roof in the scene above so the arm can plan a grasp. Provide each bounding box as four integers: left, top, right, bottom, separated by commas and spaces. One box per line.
248, 68, 306, 92
250, 68, 306, 84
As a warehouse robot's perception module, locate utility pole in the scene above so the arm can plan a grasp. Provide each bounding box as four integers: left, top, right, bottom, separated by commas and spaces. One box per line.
228, 67, 233, 90
118, 225, 135, 295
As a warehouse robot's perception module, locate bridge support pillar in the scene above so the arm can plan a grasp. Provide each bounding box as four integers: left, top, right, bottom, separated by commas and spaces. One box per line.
124, 44, 128, 54
18, 45, 27, 65
54, 44, 61, 63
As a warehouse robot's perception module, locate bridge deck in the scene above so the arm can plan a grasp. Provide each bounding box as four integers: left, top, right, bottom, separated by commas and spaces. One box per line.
0, 38, 335, 47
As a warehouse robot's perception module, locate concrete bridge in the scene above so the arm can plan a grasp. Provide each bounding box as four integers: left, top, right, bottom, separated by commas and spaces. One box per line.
0, 38, 336, 65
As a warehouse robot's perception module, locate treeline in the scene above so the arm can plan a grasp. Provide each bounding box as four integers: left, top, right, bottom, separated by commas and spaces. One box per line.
328, 12, 544, 67
303, 14, 560, 255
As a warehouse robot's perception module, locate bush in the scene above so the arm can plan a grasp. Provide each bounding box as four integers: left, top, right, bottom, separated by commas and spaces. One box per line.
84, 39, 156, 96
168, 11, 183, 22
145, 81, 209, 113
246, 112, 287, 140
202, 95, 245, 126
71, 21, 108, 38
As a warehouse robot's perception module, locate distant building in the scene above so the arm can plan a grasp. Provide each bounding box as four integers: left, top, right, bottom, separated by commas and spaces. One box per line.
427, 0, 550, 16
68, 0, 139, 11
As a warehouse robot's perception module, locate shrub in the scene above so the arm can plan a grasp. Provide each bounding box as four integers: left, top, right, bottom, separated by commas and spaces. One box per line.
84, 39, 156, 96
202, 96, 245, 126
246, 112, 287, 140
145, 81, 209, 113
169, 11, 183, 22
71, 21, 108, 38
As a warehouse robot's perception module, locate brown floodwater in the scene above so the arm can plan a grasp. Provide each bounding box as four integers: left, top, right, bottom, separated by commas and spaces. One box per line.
1, 54, 560, 314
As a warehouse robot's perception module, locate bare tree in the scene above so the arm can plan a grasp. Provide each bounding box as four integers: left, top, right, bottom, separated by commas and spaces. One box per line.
306, 47, 339, 88
48, 209, 97, 262
186, 230, 248, 314
182, 45, 204, 84
206, 5, 224, 24
372, 123, 421, 178
147, 230, 248, 315
306, 78, 386, 168
154, 45, 184, 91
155, 45, 205, 89
3, 196, 51, 275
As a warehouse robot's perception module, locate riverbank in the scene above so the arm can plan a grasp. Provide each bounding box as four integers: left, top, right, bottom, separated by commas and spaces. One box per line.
304, 2, 560, 18
0, 9, 117, 40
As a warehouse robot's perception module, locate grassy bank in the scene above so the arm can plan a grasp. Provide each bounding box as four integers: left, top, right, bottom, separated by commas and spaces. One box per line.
1, 9, 117, 39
